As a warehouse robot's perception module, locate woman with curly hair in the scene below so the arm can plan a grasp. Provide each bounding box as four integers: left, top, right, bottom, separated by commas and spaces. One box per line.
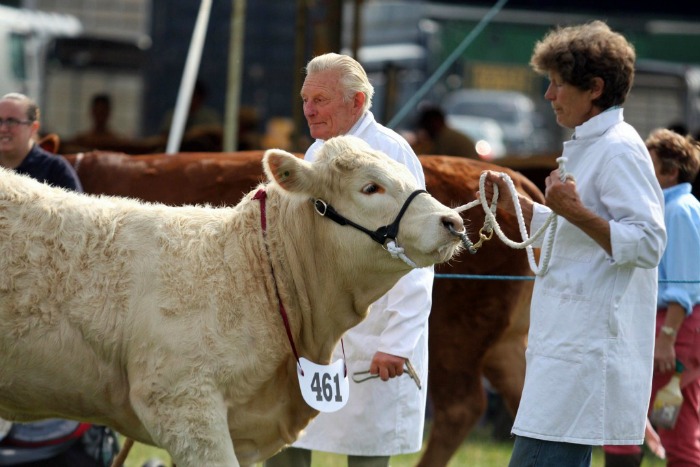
480, 21, 667, 467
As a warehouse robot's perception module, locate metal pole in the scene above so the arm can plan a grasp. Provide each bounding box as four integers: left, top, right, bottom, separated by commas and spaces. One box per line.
387, 0, 508, 129
223, 0, 246, 152
166, 0, 213, 154
292, 0, 307, 152
351, 0, 362, 59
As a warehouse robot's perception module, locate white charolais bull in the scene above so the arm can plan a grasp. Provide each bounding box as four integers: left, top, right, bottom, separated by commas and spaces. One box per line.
0, 135, 464, 467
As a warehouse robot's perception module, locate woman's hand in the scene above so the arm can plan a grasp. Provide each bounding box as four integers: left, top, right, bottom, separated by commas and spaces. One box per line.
477, 170, 535, 225
545, 169, 612, 255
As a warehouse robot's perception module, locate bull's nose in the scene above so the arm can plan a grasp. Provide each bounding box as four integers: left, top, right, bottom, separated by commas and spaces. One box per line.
441, 213, 464, 234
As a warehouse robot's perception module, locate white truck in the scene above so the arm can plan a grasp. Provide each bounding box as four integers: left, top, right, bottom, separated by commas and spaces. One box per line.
626, 59, 700, 139
1, 5, 146, 140
0, 5, 82, 112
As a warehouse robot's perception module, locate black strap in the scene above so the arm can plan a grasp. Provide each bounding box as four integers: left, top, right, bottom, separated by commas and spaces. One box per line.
314, 189, 427, 245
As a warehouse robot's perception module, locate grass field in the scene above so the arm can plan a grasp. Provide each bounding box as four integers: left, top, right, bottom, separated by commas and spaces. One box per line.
119, 424, 667, 467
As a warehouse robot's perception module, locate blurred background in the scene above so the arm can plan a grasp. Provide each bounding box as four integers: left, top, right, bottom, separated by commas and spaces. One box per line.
1, 0, 699, 157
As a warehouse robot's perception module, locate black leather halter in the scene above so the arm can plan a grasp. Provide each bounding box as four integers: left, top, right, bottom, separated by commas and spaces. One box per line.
313, 189, 428, 246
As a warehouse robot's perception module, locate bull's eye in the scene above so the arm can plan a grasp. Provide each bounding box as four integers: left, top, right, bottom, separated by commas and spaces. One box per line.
361, 183, 383, 194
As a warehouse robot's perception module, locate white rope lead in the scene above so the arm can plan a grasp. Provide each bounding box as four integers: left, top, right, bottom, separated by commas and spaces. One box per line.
454, 157, 569, 276
386, 240, 418, 268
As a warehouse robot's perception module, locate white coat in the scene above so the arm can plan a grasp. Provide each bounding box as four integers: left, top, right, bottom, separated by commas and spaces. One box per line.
512, 108, 667, 445
292, 112, 433, 455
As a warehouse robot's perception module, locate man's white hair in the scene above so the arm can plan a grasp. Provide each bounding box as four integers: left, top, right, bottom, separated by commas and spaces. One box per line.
305, 53, 374, 113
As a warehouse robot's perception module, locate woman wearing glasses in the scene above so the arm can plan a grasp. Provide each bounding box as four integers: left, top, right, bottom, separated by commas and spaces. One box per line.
0, 92, 81, 191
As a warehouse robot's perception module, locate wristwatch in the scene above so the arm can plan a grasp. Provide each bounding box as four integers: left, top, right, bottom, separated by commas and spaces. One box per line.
660, 325, 677, 337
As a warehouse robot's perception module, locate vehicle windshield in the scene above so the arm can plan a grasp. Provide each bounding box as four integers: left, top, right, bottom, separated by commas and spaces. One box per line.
449, 101, 518, 124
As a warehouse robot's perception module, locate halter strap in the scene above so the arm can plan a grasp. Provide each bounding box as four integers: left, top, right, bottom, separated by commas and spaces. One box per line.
313, 189, 427, 246
253, 188, 303, 373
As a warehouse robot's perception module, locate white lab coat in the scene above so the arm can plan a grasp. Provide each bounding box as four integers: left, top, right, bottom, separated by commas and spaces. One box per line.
512, 108, 667, 445
292, 112, 433, 455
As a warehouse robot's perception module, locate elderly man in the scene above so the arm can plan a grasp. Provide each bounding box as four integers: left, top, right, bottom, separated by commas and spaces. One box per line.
265, 53, 433, 467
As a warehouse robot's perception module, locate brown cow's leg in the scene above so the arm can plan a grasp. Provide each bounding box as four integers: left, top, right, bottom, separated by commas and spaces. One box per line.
418, 275, 526, 467
482, 339, 526, 415
481, 340, 525, 440
482, 281, 531, 417
417, 370, 487, 467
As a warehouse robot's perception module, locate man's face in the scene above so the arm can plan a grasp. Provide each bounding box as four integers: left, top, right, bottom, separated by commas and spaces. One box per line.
301, 70, 363, 140
0, 99, 37, 157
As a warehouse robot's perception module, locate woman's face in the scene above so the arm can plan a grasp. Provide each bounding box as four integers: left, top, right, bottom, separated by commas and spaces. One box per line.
544, 71, 602, 129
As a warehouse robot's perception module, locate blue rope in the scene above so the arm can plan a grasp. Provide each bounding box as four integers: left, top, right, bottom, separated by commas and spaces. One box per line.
435, 274, 699, 284
435, 273, 534, 281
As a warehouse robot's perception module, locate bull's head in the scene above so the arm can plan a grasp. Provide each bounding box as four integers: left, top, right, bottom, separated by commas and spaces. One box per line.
262, 135, 464, 269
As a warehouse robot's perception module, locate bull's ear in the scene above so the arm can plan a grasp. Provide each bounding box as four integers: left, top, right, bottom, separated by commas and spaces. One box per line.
263, 149, 313, 192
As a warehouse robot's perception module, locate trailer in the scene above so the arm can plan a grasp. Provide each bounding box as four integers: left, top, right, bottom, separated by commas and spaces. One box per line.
626, 59, 700, 138
0, 5, 81, 111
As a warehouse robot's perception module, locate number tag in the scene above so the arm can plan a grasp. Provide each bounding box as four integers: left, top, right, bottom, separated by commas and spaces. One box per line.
297, 357, 349, 412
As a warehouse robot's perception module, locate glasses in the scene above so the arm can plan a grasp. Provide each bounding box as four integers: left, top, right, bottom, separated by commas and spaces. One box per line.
0, 118, 33, 129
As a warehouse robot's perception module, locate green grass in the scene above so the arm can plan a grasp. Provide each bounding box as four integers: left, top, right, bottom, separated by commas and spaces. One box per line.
118, 424, 667, 467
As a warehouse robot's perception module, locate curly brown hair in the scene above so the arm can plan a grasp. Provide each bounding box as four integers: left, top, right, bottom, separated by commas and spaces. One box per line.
646, 128, 700, 184
530, 21, 635, 109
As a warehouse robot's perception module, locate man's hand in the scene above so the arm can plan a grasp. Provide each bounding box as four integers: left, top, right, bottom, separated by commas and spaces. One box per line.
370, 351, 406, 381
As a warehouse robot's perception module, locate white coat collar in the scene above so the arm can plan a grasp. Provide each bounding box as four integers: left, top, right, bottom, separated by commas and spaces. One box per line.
573, 107, 623, 140
313, 111, 375, 144
347, 111, 374, 137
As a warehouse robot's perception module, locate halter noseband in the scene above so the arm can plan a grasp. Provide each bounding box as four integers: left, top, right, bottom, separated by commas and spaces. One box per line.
313, 189, 427, 246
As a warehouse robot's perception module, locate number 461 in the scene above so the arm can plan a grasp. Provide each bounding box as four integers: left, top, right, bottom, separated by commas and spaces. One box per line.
310, 372, 343, 402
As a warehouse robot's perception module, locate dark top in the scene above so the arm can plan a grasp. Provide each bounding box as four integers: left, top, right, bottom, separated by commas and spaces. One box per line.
14, 144, 83, 192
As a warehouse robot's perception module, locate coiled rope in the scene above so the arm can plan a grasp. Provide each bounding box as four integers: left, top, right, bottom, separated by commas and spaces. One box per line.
454, 157, 569, 276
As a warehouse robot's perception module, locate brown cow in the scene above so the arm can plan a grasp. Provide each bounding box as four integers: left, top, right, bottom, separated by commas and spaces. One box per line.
64, 150, 543, 466
419, 156, 539, 467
